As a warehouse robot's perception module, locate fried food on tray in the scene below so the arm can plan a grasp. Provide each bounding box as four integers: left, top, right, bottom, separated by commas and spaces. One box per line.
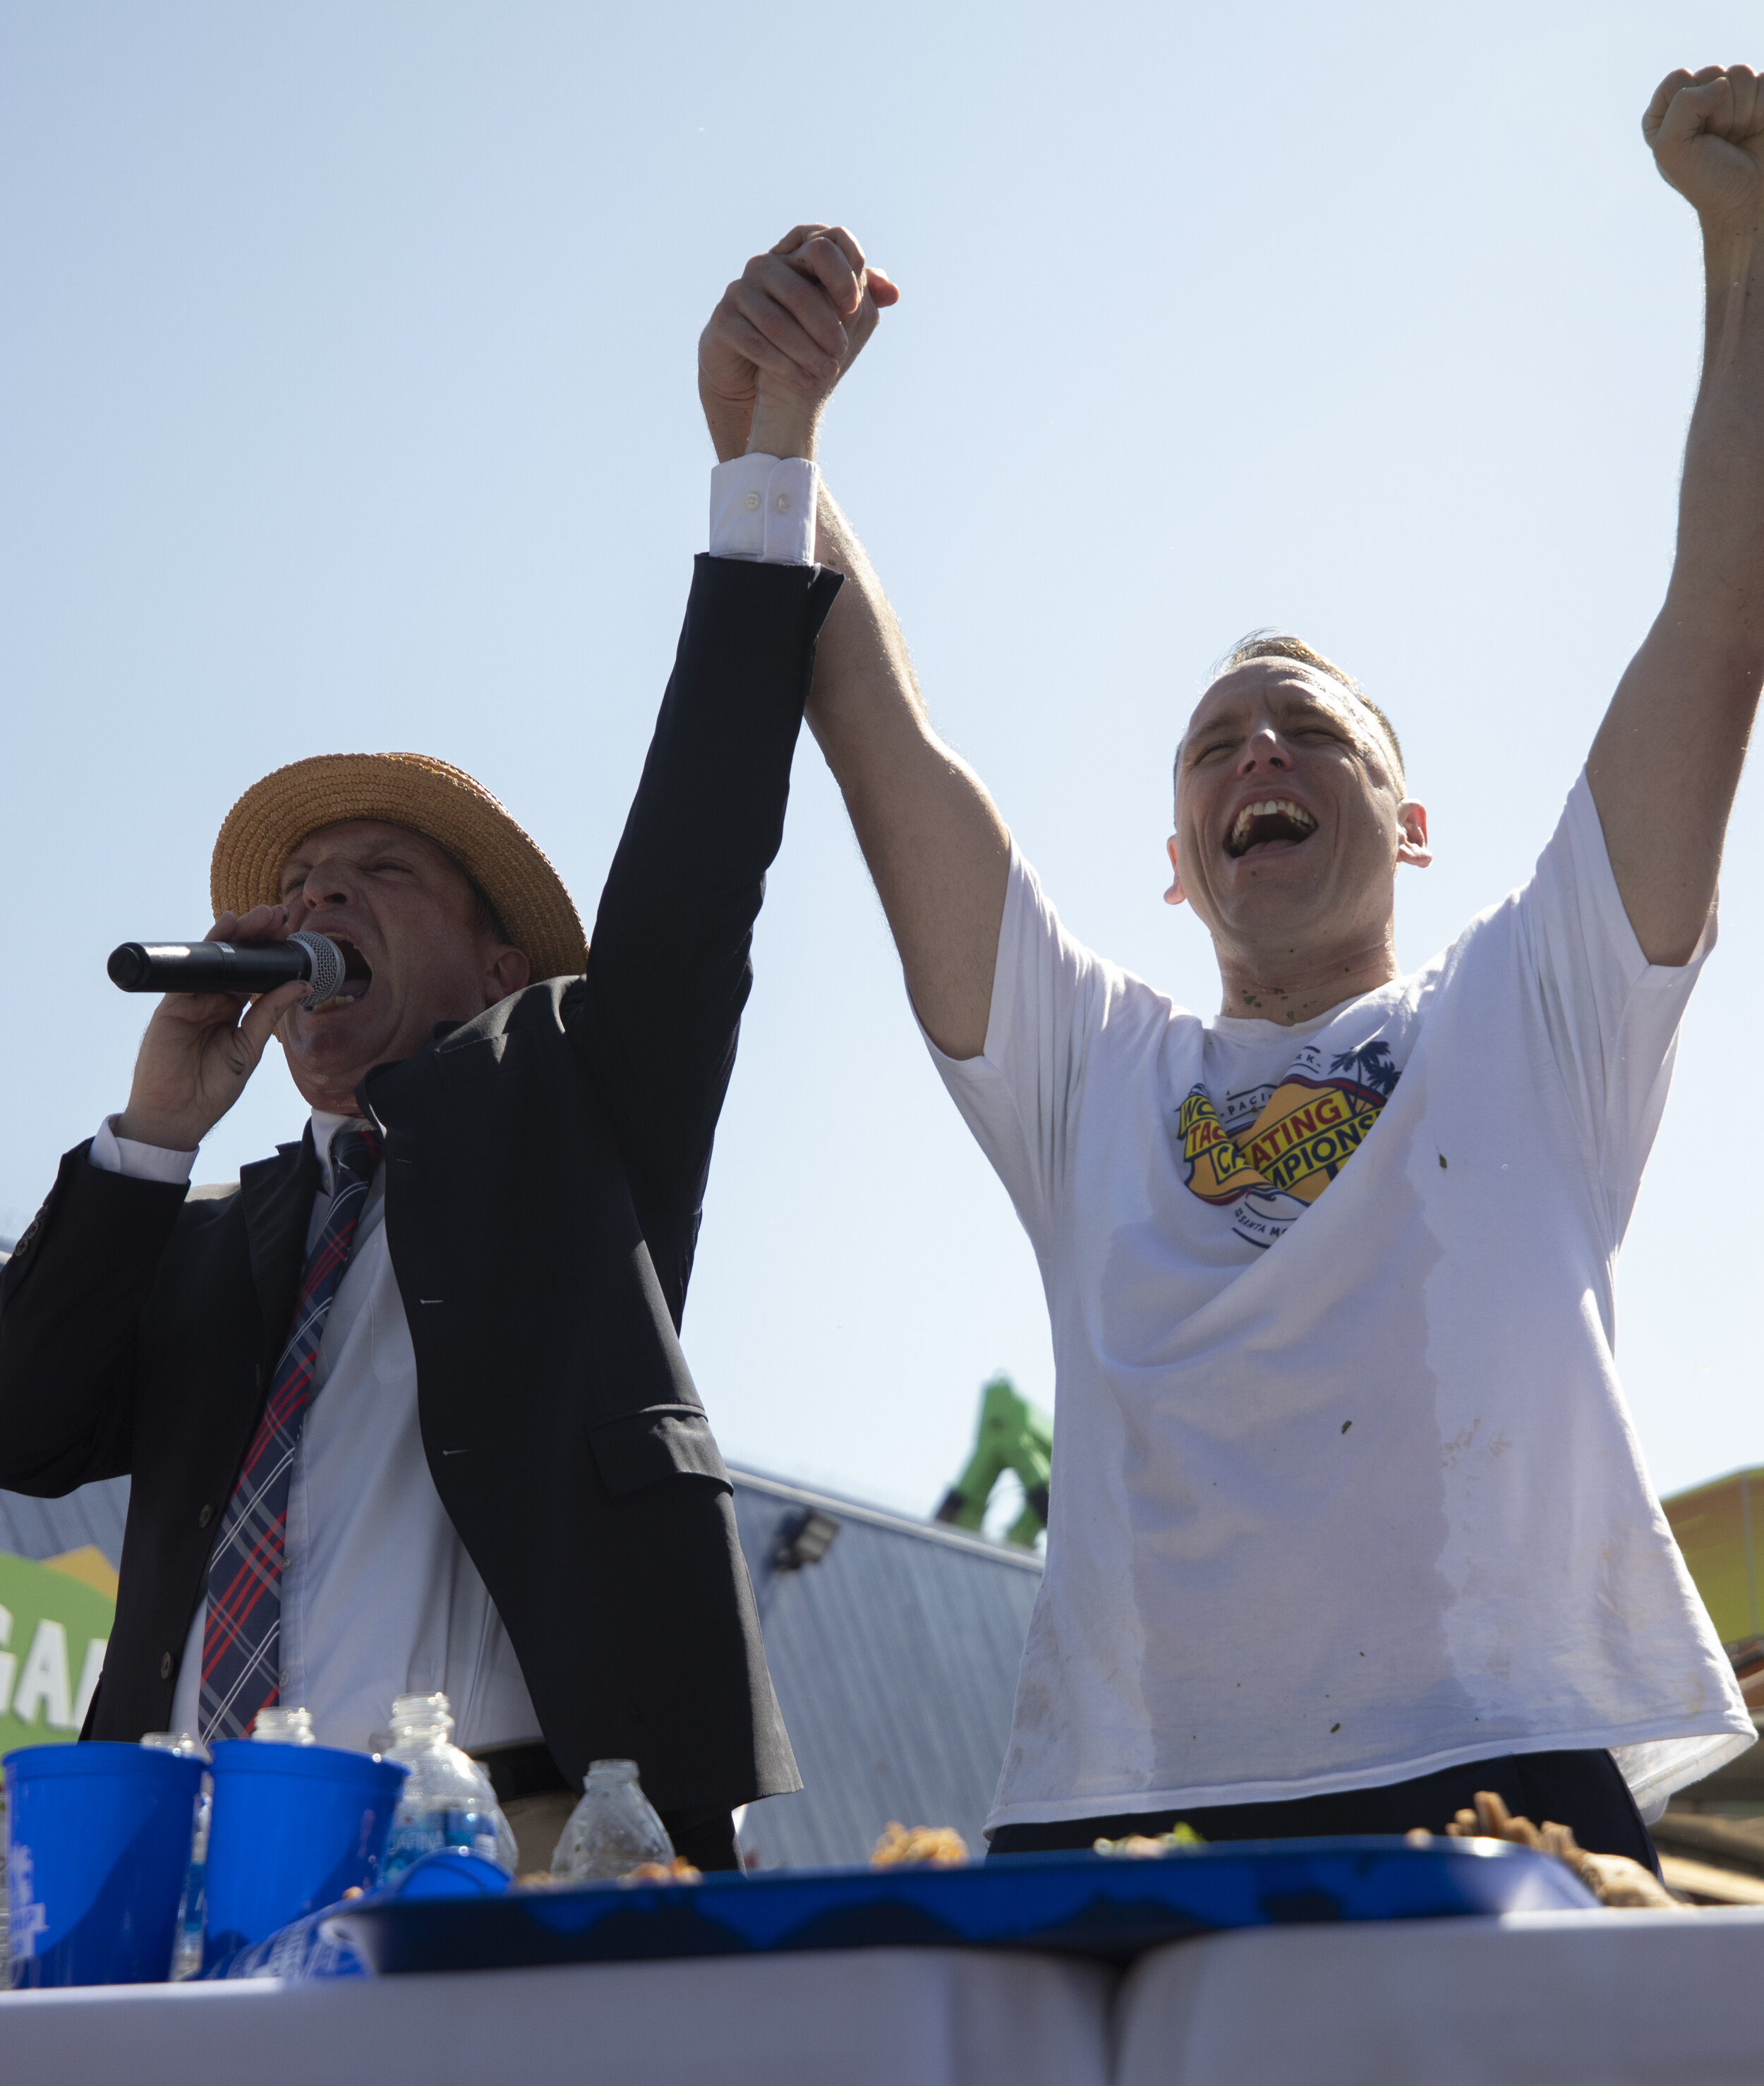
624, 1857, 703, 1883
1407, 1788, 1678, 1909
870, 1821, 968, 1867
1093, 1824, 1204, 1856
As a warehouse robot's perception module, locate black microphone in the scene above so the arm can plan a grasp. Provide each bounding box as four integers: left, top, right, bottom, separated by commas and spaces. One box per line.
107, 932, 348, 1006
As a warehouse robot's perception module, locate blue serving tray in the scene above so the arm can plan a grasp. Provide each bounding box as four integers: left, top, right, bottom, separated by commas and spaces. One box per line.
324, 1837, 1595, 1974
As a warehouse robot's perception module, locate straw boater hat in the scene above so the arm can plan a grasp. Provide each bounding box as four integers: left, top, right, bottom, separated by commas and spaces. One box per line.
211, 752, 587, 982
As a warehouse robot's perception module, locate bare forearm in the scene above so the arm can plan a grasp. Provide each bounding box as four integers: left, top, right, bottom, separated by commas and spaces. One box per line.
1589, 224, 1764, 962
693, 227, 1001, 1044
808, 490, 1009, 1057
1668, 225, 1764, 641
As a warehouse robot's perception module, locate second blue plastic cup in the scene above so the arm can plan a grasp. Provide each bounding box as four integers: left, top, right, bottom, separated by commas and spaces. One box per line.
4, 1742, 205, 1986
203, 1741, 406, 1969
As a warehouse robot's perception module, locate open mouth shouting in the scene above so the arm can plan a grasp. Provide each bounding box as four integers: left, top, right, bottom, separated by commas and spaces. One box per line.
1225, 797, 1318, 860
308, 935, 375, 1012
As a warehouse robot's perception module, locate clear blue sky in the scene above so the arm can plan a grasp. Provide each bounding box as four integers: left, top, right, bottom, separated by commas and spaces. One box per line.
3, 3, 1758, 1519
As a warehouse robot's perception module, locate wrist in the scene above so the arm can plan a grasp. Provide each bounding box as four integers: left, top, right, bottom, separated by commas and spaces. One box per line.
1701, 219, 1762, 282
811, 483, 850, 573
747, 388, 821, 464
699, 365, 756, 464
115, 1108, 205, 1154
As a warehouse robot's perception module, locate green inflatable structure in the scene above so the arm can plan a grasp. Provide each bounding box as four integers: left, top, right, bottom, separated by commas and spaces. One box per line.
934, 1375, 1053, 1550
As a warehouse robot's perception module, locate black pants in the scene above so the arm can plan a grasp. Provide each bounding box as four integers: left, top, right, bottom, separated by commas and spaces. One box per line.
660, 1805, 744, 1874
987, 1748, 1657, 1871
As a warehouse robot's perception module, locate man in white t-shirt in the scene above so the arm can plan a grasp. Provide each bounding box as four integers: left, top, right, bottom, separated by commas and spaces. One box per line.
700, 68, 1763, 1858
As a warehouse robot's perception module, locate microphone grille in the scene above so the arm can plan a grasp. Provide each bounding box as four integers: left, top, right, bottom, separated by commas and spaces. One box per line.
288, 931, 346, 1006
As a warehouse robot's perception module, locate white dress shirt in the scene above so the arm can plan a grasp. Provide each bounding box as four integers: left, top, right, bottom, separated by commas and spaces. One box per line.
93, 1111, 540, 1754
92, 453, 820, 1754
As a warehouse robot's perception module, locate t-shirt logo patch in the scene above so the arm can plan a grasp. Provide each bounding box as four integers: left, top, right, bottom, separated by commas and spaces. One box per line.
1177, 1040, 1399, 1249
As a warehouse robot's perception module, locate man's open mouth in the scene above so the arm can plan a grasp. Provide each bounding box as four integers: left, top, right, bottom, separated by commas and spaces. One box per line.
308, 936, 374, 1011
1225, 798, 1318, 860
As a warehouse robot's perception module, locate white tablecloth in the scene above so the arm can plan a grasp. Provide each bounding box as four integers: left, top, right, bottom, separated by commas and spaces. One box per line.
0, 1946, 1114, 2086
11, 1907, 1762, 2084
1116, 1907, 1764, 2086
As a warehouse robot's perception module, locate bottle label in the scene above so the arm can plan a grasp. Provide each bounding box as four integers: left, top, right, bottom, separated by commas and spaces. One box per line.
382, 1807, 504, 1878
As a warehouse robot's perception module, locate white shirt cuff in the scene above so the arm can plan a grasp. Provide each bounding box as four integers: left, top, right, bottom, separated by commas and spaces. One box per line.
89, 1114, 198, 1184
708, 455, 819, 565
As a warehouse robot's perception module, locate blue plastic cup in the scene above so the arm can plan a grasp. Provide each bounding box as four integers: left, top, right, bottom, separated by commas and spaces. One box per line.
4, 1742, 205, 1987
203, 1741, 406, 1968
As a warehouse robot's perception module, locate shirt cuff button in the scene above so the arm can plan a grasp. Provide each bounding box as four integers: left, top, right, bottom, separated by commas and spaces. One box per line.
743, 490, 761, 511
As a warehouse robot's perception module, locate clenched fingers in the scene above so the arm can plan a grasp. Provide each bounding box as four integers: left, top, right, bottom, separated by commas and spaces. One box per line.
753, 248, 851, 354
205, 902, 295, 947
248, 979, 311, 1054
778, 224, 900, 315
1645, 63, 1762, 148
778, 225, 865, 313
710, 308, 807, 392
732, 255, 847, 384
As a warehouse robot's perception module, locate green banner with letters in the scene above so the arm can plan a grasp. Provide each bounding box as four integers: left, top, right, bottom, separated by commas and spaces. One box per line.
0, 1550, 115, 1756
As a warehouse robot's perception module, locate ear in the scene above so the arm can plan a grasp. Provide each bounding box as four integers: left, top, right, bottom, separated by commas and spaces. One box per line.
1396, 800, 1432, 870
483, 944, 531, 1004
1164, 833, 1188, 908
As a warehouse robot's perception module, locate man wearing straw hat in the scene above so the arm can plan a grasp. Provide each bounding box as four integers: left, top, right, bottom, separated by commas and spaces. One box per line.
0, 230, 890, 1869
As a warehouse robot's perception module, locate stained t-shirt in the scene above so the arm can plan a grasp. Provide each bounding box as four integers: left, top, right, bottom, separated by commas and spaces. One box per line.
928, 773, 1753, 1833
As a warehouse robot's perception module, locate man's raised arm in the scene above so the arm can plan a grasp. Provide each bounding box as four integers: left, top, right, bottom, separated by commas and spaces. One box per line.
1588, 65, 1764, 965
700, 228, 1010, 1061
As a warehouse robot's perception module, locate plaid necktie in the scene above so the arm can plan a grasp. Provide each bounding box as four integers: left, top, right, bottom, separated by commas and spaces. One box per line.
198, 1123, 382, 1742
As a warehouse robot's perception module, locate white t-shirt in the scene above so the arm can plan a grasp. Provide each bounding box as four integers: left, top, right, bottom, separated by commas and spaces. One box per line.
930, 773, 1754, 1834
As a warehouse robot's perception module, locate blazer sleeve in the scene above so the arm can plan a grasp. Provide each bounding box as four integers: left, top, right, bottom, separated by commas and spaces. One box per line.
570, 555, 842, 1327
0, 1144, 188, 1493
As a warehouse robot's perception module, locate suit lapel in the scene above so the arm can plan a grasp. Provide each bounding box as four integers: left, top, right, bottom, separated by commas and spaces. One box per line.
239, 1128, 320, 1366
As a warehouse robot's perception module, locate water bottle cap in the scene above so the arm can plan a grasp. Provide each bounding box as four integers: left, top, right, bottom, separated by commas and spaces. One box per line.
140, 1730, 212, 1763
586, 1758, 641, 1785
389, 1692, 456, 1744
251, 1706, 318, 1744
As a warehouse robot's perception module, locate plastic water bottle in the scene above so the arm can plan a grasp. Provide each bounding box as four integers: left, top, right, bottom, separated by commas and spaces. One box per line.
140, 1732, 212, 1980
251, 1706, 318, 1744
380, 1694, 517, 1879
550, 1759, 673, 1882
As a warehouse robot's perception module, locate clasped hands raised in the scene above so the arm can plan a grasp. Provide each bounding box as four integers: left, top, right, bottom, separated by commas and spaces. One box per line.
119, 59, 1756, 1159
696, 62, 1763, 481
699, 224, 898, 466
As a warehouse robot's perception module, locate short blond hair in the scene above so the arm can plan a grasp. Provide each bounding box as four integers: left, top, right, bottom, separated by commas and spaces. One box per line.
1209, 629, 1405, 785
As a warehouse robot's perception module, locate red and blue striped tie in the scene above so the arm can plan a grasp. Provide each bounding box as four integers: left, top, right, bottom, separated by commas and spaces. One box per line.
198, 1124, 382, 1742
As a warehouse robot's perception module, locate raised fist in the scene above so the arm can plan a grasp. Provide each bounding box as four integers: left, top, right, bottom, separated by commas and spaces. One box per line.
699, 224, 899, 462
1644, 66, 1763, 236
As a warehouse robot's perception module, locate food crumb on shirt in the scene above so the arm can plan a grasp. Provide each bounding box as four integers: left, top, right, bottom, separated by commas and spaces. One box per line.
1341, 1421, 1352, 1435
1438, 1152, 1448, 1169
1330, 1723, 1341, 1732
